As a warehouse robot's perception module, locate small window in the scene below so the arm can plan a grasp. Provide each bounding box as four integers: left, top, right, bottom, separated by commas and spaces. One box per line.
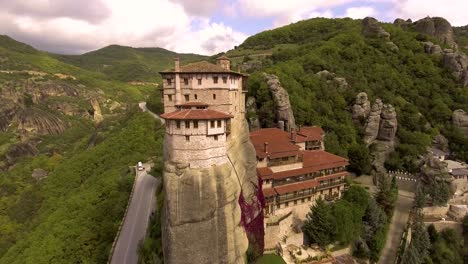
194, 121, 198, 128
285, 202, 289, 207
176, 121, 181, 129
185, 136, 190, 141
185, 121, 190, 128
184, 78, 188, 85
294, 200, 297, 205
184, 94, 189, 101
167, 78, 172, 85
168, 94, 172, 101
210, 120, 215, 128
222, 77, 227, 83
213, 94, 216, 100
217, 120, 222, 127
198, 79, 202, 85
213, 76, 218, 83
194, 94, 198, 100
214, 135, 218, 141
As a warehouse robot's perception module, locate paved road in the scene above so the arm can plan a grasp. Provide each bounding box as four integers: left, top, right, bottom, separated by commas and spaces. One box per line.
111, 166, 158, 264
378, 191, 414, 264
138, 102, 165, 124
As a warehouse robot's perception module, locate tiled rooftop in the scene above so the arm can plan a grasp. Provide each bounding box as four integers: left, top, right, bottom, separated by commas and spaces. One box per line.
175, 101, 209, 107
160, 109, 233, 120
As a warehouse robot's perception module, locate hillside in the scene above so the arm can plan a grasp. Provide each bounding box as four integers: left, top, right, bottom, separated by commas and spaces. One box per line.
0, 35, 164, 263
226, 17, 468, 172
454, 25, 468, 53
52, 45, 206, 82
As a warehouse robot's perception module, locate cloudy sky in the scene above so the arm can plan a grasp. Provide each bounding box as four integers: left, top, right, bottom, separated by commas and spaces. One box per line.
1, 0, 467, 55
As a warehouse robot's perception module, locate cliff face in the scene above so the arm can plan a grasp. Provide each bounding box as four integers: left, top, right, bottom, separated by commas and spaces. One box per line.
162, 116, 263, 264
263, 73, 296, 131
453, 109, 468, 136
414, 17, 457, 49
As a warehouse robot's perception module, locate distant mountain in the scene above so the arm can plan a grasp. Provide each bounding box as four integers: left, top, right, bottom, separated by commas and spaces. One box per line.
52, 45, 207, 82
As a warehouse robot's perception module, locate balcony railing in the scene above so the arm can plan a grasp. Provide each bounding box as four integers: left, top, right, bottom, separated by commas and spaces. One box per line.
272, 169, 347, 187
316, 179, 346, 191
266, 179, 346, 204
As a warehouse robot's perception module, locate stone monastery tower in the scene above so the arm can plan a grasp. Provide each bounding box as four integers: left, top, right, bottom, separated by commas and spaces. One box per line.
160, 56, 247, 168
159, 57, 262, 264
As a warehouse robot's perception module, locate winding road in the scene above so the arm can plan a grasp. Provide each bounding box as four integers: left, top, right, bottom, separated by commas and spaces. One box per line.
110, 165, 158, 264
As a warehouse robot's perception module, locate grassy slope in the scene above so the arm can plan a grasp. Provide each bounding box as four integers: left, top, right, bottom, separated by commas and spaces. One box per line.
52, 45, 207, 82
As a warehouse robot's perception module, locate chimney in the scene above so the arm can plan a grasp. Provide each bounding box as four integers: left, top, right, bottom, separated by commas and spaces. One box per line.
174, 58, 180, 72
216, 56, 230, 71
298, 125, 302, 132
291, 128, 297, 142
264, 142, 268, 154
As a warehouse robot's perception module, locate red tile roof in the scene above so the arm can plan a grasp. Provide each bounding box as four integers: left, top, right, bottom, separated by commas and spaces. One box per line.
160, 60, 245, 75
274, 179, 319, 195
294, 126, 324, 142
302, 150, 349, 170
257, 167, 273, 178
250, 128, 299, 159
160, 109, 233, 120
263, 187, 277, 197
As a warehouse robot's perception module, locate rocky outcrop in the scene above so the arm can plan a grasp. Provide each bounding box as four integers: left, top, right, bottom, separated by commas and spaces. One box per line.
32, 168, 48, 181
5, 142, 38, 165
316, 70, 349, 89
90, 99, 103, 123
394, 18, 412, 28
414, 17, 457, 49
362, 17, 390, 40
246, 96, 260, 131
453, 109, 468, 136
357, 98, 397, 173
377, 104, 398, 141
352, 92, 371, 122
432, 134, 449, 152
423, 42, 443, 55
442, 50, 468, 87
263, 73, 296, 131
420, 153, 451, 181
18, 108, 67, 136
162, 113, 263, 263
364, 99, 383, 144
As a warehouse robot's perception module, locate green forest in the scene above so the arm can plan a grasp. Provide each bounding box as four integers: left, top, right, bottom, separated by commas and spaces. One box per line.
235, 18, 468, 173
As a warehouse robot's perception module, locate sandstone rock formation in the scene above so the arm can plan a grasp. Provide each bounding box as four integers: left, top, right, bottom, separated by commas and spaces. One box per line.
162, 116, 263, 264
414, 17, 457, 49
453, 109, 468, 136
5, 142, 38, 165
351, 92, 371, 122
386, 41, 399, 52
421, 153, 451, 181
362, 17, 390, 40
246, 96, 261, 131
442, 51, 468, 87
90, 99, 103, 123
393, 18, 412, 28
263, 73, 296, 131
18, 108, 67, 136
357, 97, 398, 173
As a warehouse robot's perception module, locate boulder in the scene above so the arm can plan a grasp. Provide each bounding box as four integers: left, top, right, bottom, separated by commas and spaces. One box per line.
362, 17, 391, 40
453, 109, 468, 136
394, 18, 411, 28
32, 168, 48, 180
316, 70, 349, 89
351, 92, 371, 121
246, 96, 261, 131
414, 16, 457, 49
263, 73, 296, 131
5, 142, 38, 165
90, 99, 103, 123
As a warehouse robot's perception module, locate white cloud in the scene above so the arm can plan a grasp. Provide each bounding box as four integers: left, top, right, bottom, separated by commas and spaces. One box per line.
391, 0, 468, 26
344, 6, 377, 19
0, 0, 245, 55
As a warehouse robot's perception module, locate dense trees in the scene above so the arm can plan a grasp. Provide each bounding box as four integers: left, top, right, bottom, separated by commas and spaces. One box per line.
401, 215, 430, 264
425, 227, 464, 264
242, 17, 468, 173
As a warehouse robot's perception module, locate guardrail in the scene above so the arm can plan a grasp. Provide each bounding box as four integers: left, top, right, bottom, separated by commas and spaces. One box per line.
107, 167, 140, 264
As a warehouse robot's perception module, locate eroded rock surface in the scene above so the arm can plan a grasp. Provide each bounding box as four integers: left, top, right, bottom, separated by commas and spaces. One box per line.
351, 92, 371, 121
414, 16, 457, 49
442, 51, 468, 87
246, 96, 260, 131
362, 17, 391, 40
453, 109, 468, 136
162, 116, 263, 264
263, 73, 296, 131
316, 70, 349, 89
